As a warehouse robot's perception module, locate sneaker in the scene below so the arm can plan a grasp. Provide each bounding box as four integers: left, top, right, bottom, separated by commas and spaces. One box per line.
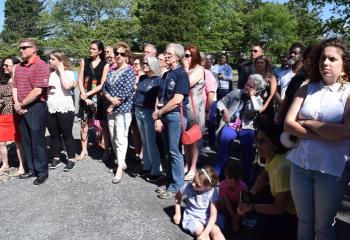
158, 190, 176, 199
49, 159, 61, 169
136, 169, 151, 177
155, 185, 167, 193
146, 174, 164, 182
63, 161, 75, 172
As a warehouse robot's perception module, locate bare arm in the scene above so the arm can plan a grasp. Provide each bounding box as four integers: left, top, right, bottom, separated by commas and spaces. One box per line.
284, 85, 322, 139
152, 94, 184, 120
77, 59, 85, 94
173, 192, 182, 224
20, 88, 43, 107
250, 169, 269, 195
260, 75, 277, 113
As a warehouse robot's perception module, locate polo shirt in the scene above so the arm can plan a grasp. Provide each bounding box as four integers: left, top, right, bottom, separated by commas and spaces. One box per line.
13, 56, 50, 102
158, 65, 189, 113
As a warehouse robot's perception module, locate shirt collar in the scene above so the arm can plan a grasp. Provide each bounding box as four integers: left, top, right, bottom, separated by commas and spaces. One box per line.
319, 81, 341, 92
22, 55, 40, 67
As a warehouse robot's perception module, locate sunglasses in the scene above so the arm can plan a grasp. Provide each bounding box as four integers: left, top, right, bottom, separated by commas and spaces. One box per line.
115, 52, 127, 57
251, 50, 259, 53
19, 46, 33, 50
184, 54, 192, 58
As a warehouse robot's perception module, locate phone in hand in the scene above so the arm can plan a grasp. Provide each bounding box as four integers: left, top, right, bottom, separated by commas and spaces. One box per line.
240, 191, 254, 204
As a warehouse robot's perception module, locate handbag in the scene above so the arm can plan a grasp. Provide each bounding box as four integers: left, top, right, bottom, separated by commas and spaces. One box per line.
180, 91, 202, 145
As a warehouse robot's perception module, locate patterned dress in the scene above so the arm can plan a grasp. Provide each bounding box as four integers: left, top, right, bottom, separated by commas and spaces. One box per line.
186, 66, 205, 133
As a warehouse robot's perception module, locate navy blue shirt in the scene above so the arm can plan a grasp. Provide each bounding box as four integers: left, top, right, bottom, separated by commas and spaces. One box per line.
135, 75, 161, 109
158, 65, 190, 113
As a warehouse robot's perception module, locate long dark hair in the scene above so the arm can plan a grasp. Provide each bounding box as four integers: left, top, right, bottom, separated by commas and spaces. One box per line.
90, 40, 105, 60
0, 56, 21, 84
257, 120, 288, 154
309, 38, 350, 84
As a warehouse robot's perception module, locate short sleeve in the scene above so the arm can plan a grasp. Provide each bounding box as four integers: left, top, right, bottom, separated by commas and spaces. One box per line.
32, 61, 50, 88
174, 69, 190, 96
179, 183, 192, 195
205, 70, 217, 93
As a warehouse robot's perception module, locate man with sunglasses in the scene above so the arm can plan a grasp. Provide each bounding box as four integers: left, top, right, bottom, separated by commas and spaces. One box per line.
12, 38, 50, 185
238, 44, 264, 89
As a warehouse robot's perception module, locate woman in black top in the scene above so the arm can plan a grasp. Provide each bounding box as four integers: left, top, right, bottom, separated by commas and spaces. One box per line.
77, 40, 110, 160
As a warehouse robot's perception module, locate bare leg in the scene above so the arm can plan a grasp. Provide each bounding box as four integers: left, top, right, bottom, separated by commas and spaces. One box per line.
210, 224, 226, 240
15, 142, 25, 171
131, 124, 142, 159
189, 142, 199, 173
0, 142, 9, 172
100, 120, 110, 160
77, 120, 89, 160
184, 145, 191, 173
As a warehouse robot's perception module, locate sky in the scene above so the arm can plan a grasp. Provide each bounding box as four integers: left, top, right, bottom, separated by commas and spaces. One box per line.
0, 0, 336, 32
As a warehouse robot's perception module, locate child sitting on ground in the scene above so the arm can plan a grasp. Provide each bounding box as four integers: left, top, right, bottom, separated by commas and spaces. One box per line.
173, 166, 226, 240
217, 160, 247, 232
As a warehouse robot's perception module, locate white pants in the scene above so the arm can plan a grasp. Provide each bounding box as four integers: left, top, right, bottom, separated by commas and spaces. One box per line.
107, 112, 132, 167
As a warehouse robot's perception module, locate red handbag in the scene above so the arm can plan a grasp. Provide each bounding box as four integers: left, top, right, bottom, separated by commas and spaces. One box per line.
180, 91, 202, 145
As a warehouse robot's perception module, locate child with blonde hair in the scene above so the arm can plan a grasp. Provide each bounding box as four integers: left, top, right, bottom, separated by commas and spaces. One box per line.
173, 166, 226, 240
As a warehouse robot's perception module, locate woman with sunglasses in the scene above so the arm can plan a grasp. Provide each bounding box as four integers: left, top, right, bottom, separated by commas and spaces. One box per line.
182, 44, 206, 181
103, 42, 136, 184
254, 55, 277, 120
0, 56, 25, 177
77, 40, 110, 161
134, 56, 162, 181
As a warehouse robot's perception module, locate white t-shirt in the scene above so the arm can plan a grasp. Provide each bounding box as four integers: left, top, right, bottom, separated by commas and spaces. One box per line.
47, 70, 75, 114
279, 69, 295, 100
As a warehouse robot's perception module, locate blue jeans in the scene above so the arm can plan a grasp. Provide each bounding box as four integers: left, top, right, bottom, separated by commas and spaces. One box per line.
18, 102, 49, 177
291, 163, 350, 240
135, 107, 161, 175
208, 101, 217, 148
215, 126, 255, 181
161, 111, 185, 193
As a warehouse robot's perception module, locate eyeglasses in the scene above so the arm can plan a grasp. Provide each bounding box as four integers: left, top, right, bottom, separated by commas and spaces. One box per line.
115, 52, 127, 57
184, 54, 192, 58
251, 49, 259, 53
19, 46, 33, 50
164, 52, 174, 57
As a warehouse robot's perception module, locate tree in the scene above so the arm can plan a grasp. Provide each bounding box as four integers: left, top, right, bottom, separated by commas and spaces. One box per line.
1, 0, 47, 43
242, 3, 299, 58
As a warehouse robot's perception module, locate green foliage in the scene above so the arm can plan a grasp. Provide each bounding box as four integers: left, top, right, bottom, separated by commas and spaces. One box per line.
242, 3, 299, 58
1, 0, 47, 43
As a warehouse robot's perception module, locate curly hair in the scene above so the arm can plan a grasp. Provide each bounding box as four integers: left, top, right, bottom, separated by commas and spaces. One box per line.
309, 38, 350, 85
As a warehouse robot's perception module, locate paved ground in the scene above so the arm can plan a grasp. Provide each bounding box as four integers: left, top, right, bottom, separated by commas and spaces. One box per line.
1, 85, 349, 240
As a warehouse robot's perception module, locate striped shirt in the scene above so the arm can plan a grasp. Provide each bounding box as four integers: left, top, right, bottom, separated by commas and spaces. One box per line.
13, 56, 50, 102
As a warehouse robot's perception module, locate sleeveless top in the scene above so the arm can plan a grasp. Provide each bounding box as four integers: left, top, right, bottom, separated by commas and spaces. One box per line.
287, 82, 350, 177
82, 57, 107, 101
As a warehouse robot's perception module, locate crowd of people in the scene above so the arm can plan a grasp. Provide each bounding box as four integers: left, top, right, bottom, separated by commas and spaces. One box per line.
0, 37, 349, 240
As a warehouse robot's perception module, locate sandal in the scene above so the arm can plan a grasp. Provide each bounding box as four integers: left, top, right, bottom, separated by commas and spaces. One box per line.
76, 151, 88, 161
0, 167, 9, 176
12, 168, 25, 177
184, 171, 196, 181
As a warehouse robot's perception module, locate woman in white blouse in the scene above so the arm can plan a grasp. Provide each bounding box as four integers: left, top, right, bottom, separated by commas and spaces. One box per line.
47, 50, 76, 172
285, 38, 350, 240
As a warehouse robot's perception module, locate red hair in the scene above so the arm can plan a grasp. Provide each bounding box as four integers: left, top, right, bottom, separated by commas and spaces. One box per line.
185, 44, 201, 69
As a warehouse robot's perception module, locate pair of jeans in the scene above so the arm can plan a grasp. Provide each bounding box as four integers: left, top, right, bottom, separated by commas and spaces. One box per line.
208, 101, 217, 148
135, 107, 161, 175
215, 126, 255, 182
18, 102, 49, 177
107, 112, 132, 167
161, 111, 185, 193
291, 162, 350, 240
47, 111, 75, 159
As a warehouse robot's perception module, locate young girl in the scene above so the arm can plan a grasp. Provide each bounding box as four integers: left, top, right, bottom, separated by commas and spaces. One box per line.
217, 160, 247, 232
173, 166, 226, 240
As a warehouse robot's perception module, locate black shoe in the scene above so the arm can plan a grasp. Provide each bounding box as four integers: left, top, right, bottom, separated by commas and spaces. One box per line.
33, 175, 48, 185
19, 172, 35, 179
146, 174, 165, 182
63, 161, 75, 172
49, 159, 61, 169
136, 169, 151, 177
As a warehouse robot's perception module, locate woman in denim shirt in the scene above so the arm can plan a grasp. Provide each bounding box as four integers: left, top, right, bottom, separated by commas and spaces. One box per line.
135, 56, 162, 181
103, 42, 136, 184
